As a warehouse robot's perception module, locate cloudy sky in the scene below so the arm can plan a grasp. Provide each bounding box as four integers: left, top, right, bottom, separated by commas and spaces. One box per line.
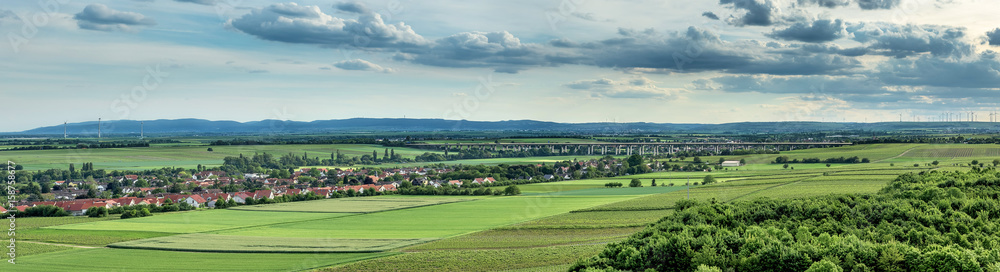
2, 0, 999, 132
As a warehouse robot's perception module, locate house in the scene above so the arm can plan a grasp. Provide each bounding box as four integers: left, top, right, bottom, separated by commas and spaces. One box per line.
0, 206, 6, 214
185, 195, 207, 208
253, 190, 274, 199
721, 161, 742, 167
232, 192, 253, 204
65, 202, 111, 216
309, 188, 331, 198
202, 193, 230, 208
448, 180, 463, 186
543, 175, 555, 180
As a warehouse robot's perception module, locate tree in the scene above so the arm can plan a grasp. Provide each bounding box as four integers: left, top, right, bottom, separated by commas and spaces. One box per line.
739, 158, 746, 165
629, 179, 642, 187
626, 155, 644, 168
933, 160, 940, 166
504, 185, 521, 196
826, 164, 832, 167
207, 148, 214, 152
804, 260, 843, 272
971, 160, 979, 165
994, 159, 1000, 167
695, 264, 723, 272
693, 157, 702, 163
651, 179, 657, 187
783, 163, 789, 169
703, 175, 716, 185
914, 163, 920, 167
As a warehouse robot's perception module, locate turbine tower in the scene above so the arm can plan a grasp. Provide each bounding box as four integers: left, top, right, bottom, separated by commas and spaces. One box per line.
98, 118, 101, 139
140, 121, 144, 139
63, 121, 67, 139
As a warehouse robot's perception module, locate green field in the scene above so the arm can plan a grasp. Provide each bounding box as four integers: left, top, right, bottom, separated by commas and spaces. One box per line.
512, 210, 674, 228
15, 242, 78, 257
109, 233, 433, 253
49, 210, 350, 233
15, 248, 394, 272
2, 143, 442, 170
405, 227, 641, 250
321, 245, 605, 272
229, 196, 477, 213
20, 229, 174, 246
217, 195, 640, 239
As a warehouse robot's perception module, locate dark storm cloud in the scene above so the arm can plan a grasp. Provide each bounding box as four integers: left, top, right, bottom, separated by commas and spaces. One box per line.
878, 52, 1000, 89
719, 0, 780, 26
767, 19, 846, 43
987, 28, 1000, 46
849, 23, 972, 58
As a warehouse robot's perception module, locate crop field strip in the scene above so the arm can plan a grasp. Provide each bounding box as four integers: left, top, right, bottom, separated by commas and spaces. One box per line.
215, 195, 641, 240
403, 227, 643, 251
320, 244, 606, 272
109, 233, 434, 253
575, 181, 796, 212
15, 248, 396, 272
228, 196, 478, 213
49, 209, 353, 234
901, 144, 1000, 158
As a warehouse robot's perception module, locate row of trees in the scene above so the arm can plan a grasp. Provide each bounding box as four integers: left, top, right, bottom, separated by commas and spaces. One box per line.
773, 156, 870, 164
574, 168, 1000, 271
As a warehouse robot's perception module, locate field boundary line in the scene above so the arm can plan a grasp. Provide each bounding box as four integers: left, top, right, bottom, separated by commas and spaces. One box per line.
20, 240, 102, 249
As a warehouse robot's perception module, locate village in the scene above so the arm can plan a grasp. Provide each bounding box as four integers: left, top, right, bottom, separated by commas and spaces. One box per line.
2, 167, 503, 216
1, 155, 731, 216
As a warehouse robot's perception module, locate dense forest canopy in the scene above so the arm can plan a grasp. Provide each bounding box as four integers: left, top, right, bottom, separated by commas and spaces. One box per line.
573, 168, 1000, 272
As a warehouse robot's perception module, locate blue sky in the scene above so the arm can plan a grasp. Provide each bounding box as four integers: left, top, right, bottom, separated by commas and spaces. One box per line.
1, 0, 999, 132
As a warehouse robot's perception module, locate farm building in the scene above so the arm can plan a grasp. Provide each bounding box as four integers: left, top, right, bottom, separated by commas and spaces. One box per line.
721, 161, 742, 167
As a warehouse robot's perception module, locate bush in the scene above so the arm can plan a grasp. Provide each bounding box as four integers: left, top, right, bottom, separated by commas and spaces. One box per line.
86, 206, 108, 218
629, 179, 642, 187
13, 205, 70, 217
504, 185, 521, 196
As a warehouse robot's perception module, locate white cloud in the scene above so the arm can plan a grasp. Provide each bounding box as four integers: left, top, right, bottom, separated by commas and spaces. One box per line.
565, 77, 687, 100
334, 59, 395, 73
74, 4, 156, 32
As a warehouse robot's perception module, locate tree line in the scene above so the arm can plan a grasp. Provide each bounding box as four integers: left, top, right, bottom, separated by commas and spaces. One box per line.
573, 168, 1000, 271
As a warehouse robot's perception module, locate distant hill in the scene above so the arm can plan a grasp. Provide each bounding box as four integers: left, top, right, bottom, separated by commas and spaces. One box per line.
10, 118, 1000, 136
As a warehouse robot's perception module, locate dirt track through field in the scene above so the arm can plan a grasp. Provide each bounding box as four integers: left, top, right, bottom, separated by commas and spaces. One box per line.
874, 146, 919, 162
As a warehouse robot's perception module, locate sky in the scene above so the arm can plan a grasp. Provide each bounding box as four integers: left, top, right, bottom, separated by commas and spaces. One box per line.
2, 0, 1000, 132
